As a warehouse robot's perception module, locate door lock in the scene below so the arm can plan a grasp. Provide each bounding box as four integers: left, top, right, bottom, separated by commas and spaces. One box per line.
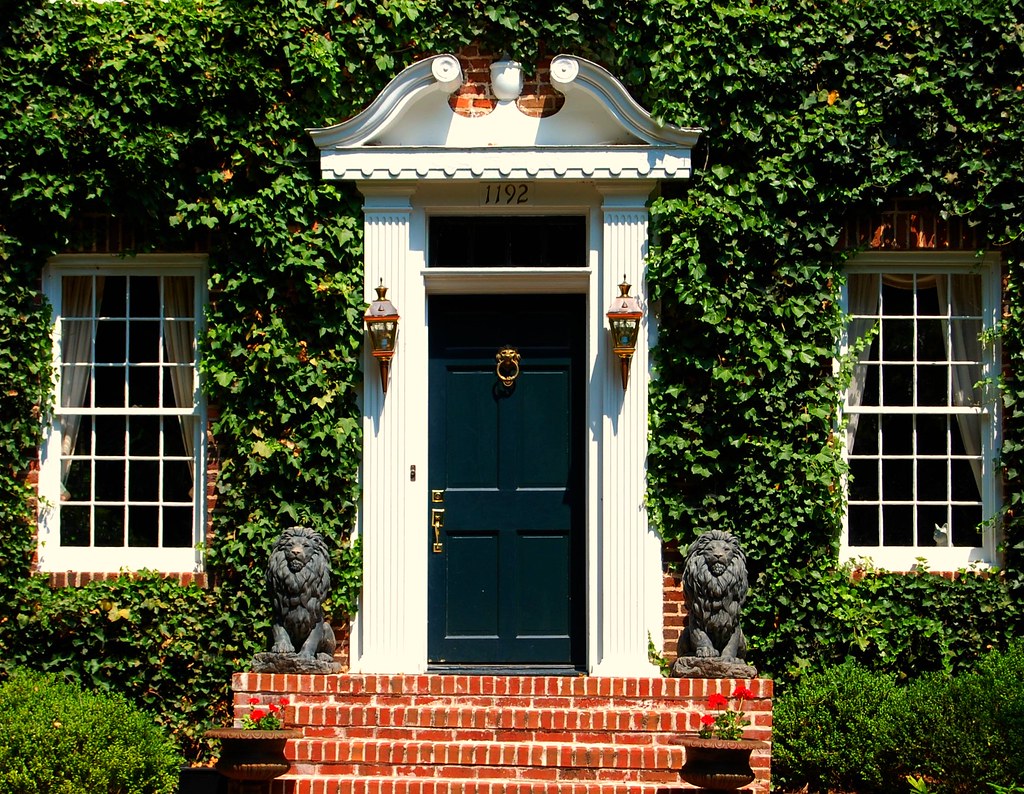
431, 508, 445, 553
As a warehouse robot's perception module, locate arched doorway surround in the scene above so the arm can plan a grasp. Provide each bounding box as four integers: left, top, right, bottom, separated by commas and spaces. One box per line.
309, 54, 701, 675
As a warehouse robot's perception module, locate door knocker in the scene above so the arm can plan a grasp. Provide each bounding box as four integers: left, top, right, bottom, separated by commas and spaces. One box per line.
495, 347, 521, 387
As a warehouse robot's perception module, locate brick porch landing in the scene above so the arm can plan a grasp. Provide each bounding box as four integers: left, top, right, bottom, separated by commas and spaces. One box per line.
228, 673, 772, 794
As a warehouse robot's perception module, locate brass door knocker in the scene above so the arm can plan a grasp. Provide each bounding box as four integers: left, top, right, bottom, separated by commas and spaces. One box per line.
495, 347, 521, 387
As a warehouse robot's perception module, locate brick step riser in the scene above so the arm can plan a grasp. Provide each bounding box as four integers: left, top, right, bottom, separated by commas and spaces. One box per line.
270, 778, 682, 794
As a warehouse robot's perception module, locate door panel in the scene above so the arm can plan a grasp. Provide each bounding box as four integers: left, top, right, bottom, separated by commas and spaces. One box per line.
428, 294, 585, 667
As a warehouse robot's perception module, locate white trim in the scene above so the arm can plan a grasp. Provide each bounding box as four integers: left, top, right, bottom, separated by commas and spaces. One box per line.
37, 254, 207, 574
839, 251, 1001, 570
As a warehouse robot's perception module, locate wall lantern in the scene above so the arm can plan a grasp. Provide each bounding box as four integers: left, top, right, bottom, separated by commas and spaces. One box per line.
605, 275, 643, 390
364, 280, 399, 393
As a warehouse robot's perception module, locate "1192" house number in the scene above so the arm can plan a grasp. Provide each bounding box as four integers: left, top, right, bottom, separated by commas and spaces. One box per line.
482, 183, 530, 205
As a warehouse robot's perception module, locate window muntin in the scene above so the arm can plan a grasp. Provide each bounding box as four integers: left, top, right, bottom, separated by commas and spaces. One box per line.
842, 256, 999, 568
39, 257, 205, 572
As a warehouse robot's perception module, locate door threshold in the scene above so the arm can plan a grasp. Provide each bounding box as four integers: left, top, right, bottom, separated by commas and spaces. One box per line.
428, 664, 585, 676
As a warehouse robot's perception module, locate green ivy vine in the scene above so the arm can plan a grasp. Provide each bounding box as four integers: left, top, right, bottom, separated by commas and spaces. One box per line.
0, 0, 1022, 759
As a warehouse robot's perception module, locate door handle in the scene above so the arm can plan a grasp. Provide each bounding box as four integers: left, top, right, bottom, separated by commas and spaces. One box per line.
431, 508, 445, 553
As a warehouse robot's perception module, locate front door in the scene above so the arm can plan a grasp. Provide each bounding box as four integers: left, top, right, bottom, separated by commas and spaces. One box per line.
427, 294, 585, 669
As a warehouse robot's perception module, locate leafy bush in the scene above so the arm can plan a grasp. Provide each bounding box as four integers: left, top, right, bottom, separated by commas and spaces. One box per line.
774, 643, 1024, 793
0, 668, 182, 794
773, 662, 908, 792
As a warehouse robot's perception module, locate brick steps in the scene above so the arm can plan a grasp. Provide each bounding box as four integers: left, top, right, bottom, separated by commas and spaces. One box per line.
270, 778, 682, 794
230, 673, 772, 794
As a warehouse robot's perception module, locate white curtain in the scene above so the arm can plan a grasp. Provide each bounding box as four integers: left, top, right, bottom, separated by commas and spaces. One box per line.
936, 274, 984, 494
59, 276, 103, 496
163, 276, 196, 478
845, 273, 879, 451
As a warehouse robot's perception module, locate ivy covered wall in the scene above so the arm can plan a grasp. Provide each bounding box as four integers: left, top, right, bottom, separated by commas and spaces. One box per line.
1, 0, 1022, 759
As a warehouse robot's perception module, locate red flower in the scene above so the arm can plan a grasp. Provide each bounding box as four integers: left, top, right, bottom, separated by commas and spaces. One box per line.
279, 697, 289, 707
732, 686, 754, 700
700, 714, 717, 727
248, 696, 261, 705
708, 693, 728, 710
250, 709, 266, 721
269, 703, 280, 713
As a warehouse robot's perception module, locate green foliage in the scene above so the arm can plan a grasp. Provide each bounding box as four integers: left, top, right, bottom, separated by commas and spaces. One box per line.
0, 667, 182, 794
0, 0, 1022, 761
775, 643, 1024, 794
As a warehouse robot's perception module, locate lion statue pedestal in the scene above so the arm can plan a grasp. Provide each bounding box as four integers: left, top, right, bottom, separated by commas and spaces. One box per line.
672, 529, 758, 679
251, 526, 342, 674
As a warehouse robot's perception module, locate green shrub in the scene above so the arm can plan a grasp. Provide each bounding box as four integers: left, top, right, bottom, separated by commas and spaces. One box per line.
901, 642, 1024, 793
773, 662, 910, 793
0, 668, 182, 794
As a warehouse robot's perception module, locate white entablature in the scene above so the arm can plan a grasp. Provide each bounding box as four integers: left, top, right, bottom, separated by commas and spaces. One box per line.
308, 54, 701, 182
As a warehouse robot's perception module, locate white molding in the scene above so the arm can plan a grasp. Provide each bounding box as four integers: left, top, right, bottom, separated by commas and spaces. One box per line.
309, 53, 700, 183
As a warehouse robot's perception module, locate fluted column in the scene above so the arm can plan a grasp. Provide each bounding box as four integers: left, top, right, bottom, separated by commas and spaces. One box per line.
591, 183, 662, 676
352, 184, 427, 672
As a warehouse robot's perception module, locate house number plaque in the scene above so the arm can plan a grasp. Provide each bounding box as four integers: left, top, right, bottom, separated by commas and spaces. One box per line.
482, 183, 530, 205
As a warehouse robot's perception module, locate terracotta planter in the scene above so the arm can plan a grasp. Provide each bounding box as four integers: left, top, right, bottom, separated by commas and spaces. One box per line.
676, 736, 767, 790
205, 728, 301, 782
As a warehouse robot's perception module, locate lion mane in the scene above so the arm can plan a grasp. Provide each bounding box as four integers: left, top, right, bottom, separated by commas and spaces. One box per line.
676, 530, 749, 661
266, 526, 336, 659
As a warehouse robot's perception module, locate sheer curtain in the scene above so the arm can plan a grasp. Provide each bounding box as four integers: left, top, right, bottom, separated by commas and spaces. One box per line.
59, 276, 103, 497
845, 273, 879, 450
936, 274, 984, 494
163, 276, 196, 477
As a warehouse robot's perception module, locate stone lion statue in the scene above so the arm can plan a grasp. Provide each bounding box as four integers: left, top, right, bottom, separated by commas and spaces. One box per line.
676, 530, 750, 667
266, 526, 336, 660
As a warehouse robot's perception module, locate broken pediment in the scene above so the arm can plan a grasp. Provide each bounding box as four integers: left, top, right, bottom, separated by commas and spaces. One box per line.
308, 54, 702, 182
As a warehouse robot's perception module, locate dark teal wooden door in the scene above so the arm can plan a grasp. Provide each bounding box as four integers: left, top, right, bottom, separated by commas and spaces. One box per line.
428, 294, 585, 668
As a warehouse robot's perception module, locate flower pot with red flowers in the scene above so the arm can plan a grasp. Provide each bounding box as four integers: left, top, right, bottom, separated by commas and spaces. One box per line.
205, 697, 300, 782
677, 685, 767, 791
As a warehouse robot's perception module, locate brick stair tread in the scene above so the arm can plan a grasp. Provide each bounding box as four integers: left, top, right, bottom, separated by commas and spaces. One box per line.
294, 703, 693, 733
289, 737, 686, 770
271, 774, 688, 794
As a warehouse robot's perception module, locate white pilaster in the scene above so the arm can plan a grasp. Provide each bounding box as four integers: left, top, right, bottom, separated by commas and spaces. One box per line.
591, 183, 662, 676
352, 184, 428, 673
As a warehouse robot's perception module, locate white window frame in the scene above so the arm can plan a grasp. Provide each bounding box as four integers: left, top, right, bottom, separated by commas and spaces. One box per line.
839, 251, 1002, 570
37, 254, 207, 573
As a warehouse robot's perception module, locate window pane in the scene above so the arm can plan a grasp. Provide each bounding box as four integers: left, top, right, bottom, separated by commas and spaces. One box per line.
94, 415, 125, 455
62, 277, 93, 317
94, 366, 125, 407
163, 460, 193, 503
94, 507, 124, 546
882, 364, 914, 405
129, 415, 160, 456
917, 459, 947, 500
882, 504, 914, 546
95, 460, 125, 501
163, 507, 193, 548
848, 414, 878, 454
163, 366, 194, 410
916, 319, 945, 361
64, 459, 91, 502
849, 458, 878, 500
848, 505, 879, 546
129, 460, 159, 501
99, 276, 126, 316
128, 367, 159, 407
882, 414, 912, 454
65, 414, 92, 455
61, 506, 90, 546
882, 319, 914, 360
95, 320, 126, 362
951, 459, 981, 501
917, 365, 948, 406
128, 506, 159, 547
917, 506, 949, 547
164, 417, 187, 457
129, 320, 160, 364
129, 276, 159, 317
882, 458, 913, 500
881, 281, 913, 314
858, 363, 880, 406
916, 283, 941, 316
916, 415, 947, 455
952, 505, 983, 547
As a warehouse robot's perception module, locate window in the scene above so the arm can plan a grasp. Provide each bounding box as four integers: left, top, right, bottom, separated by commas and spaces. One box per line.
841, 252, 1001, 569
38, 255, 206, 573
